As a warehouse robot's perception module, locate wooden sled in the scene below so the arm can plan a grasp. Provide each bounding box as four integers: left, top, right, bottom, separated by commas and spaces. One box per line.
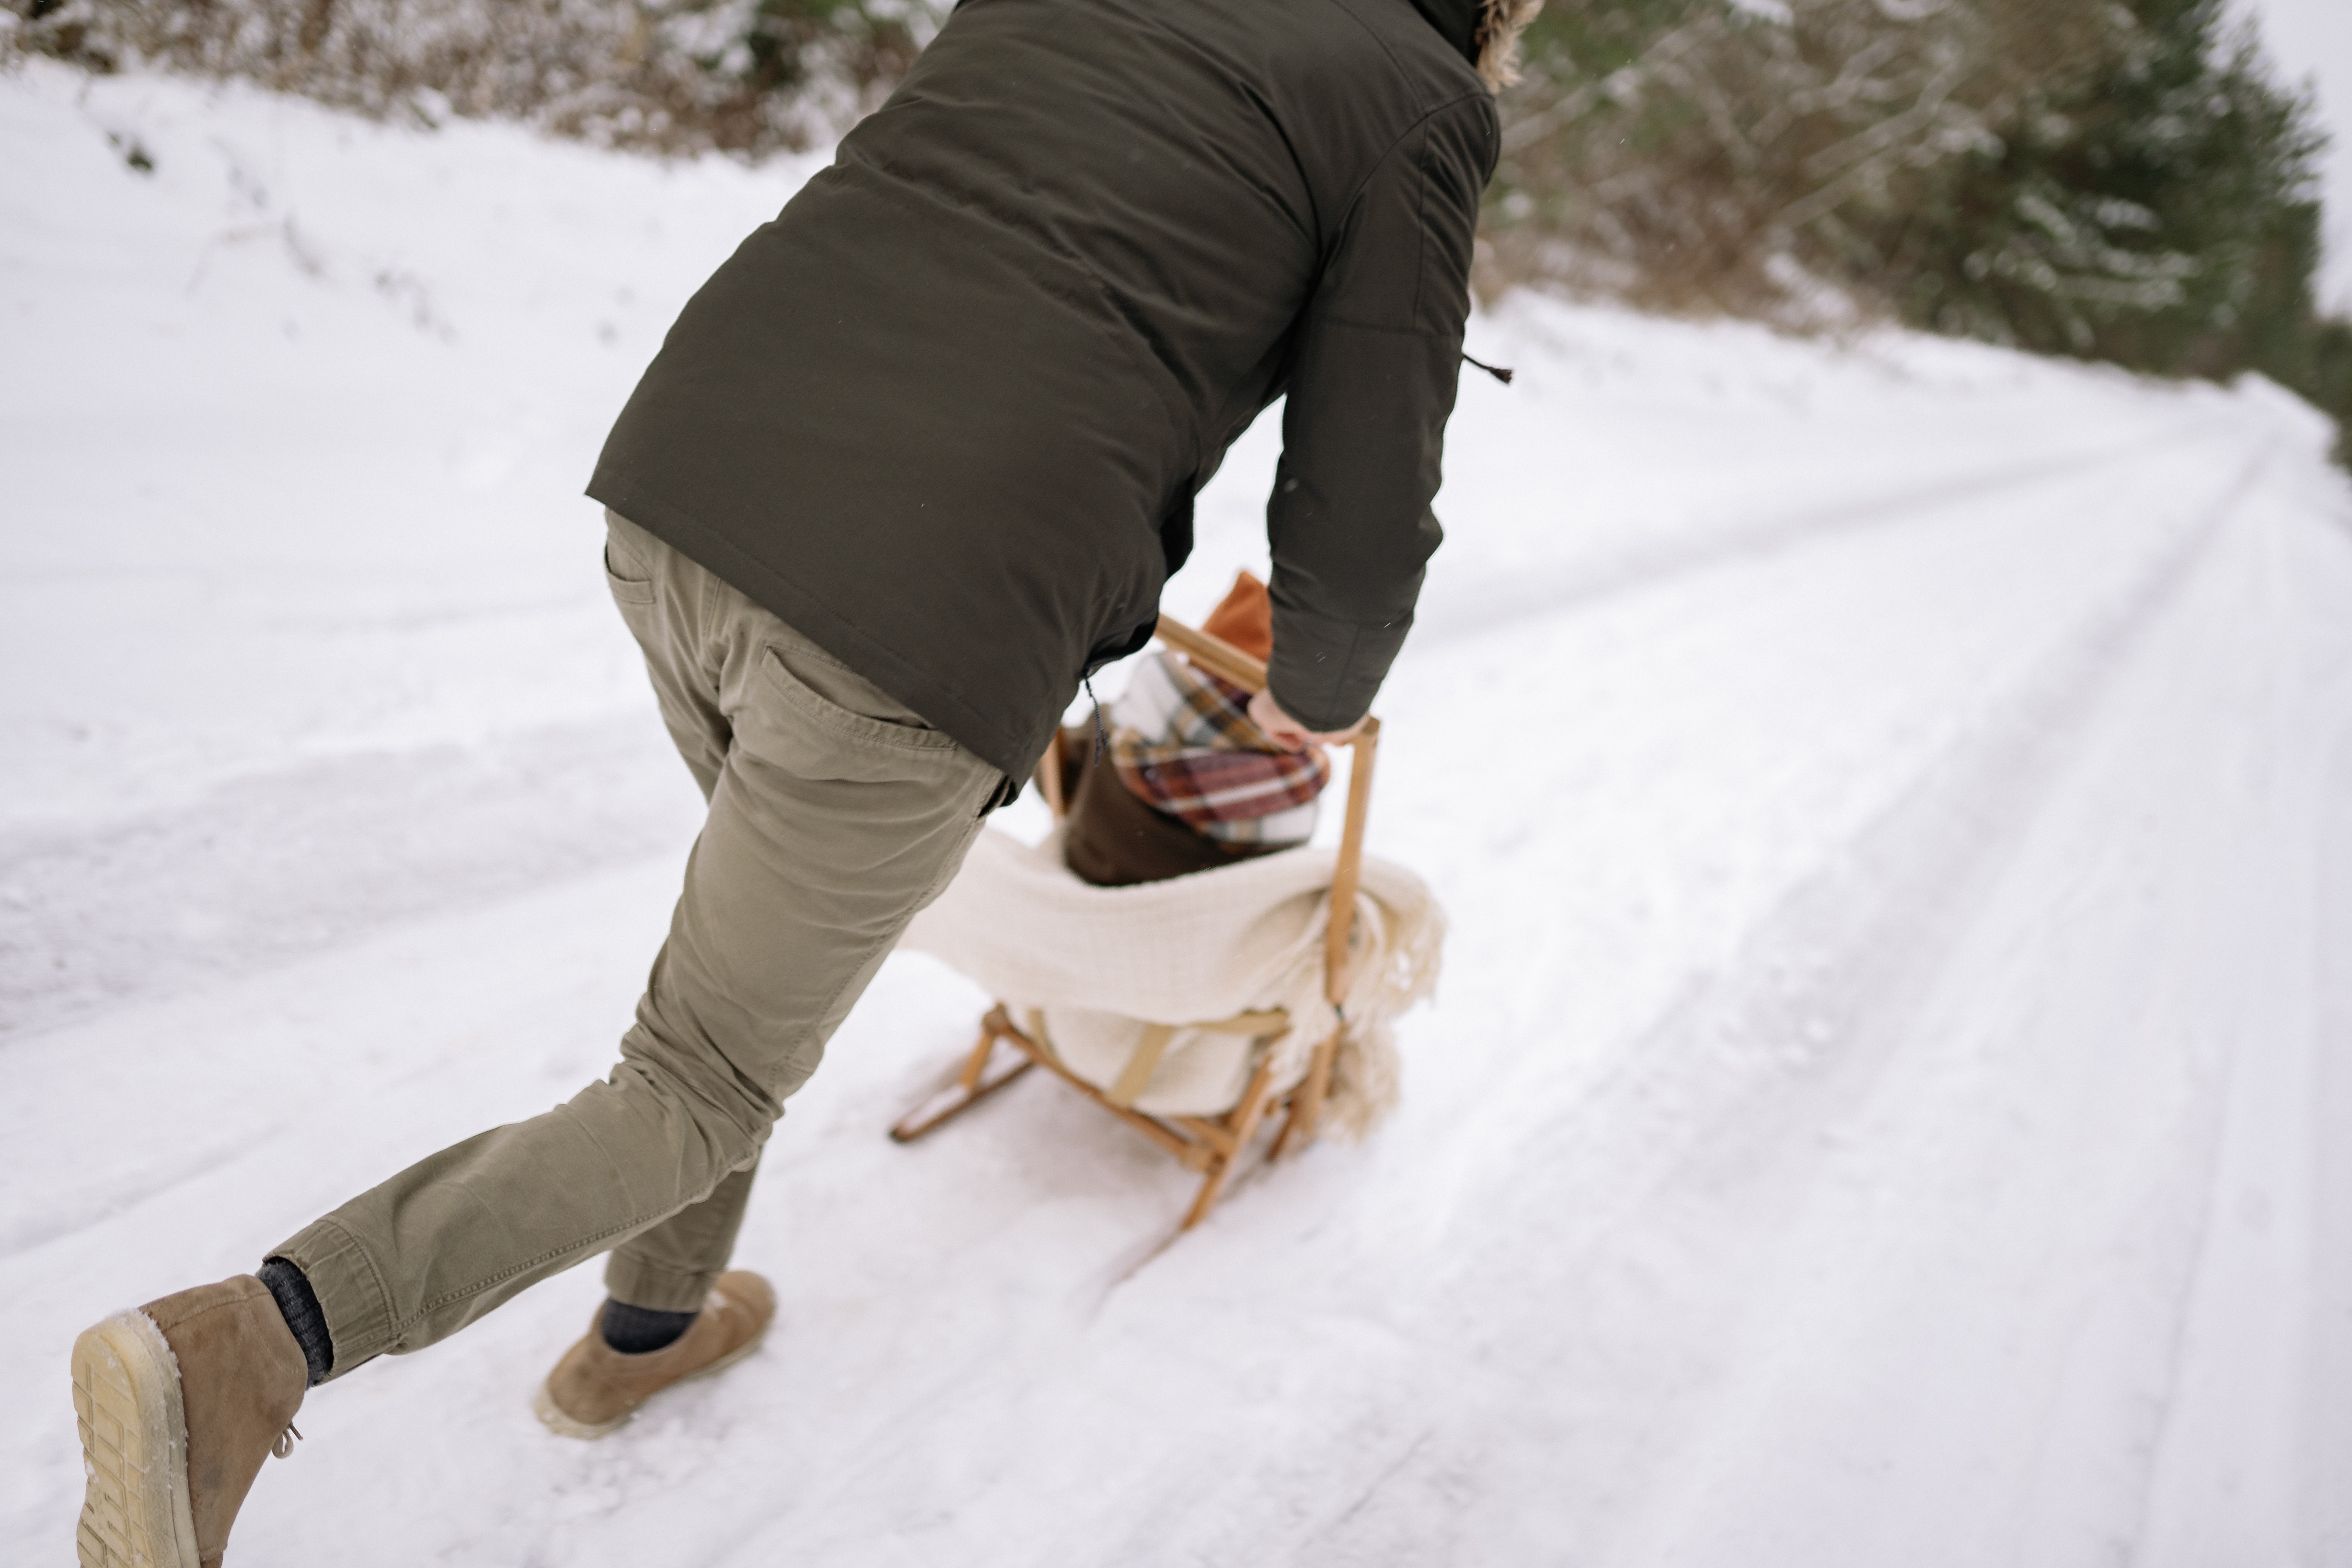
890, 612, 1381, 1232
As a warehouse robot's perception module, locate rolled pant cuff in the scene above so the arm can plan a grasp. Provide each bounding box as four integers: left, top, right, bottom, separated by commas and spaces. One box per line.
269, 1218, 396, 1381
603, 1252, 721, 1314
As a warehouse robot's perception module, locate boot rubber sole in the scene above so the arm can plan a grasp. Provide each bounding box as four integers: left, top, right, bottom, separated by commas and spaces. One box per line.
71, 1310, 201, 1568
533, 1328, 768, 1441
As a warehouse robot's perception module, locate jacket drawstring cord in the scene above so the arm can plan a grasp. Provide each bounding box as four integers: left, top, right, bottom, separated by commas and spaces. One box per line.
1463, 352, 1515, 385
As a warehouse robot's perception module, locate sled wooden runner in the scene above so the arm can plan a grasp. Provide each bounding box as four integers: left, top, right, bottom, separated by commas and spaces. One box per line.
889, 612, 1381, 1232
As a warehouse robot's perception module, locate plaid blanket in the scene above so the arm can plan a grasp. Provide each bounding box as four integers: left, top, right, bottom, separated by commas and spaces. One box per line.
1108, 652, 1330, 844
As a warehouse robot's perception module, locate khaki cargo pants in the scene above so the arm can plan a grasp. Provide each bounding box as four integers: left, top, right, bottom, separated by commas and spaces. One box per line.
273, 511, 1002, 1375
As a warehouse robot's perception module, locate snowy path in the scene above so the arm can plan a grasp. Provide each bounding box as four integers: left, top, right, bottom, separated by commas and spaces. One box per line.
7, 63, 2352, 1566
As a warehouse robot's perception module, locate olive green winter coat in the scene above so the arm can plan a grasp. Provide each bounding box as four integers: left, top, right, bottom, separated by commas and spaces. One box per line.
589, 0, 1503, 783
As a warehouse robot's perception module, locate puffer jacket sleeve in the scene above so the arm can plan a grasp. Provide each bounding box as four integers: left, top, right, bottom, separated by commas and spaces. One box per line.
1264, 89, 1497, 733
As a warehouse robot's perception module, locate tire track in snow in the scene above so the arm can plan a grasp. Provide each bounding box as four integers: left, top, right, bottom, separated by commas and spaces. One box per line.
1286, 441, 2272, 1566
1479, 439, 2261, 1204
0, 1127, 278, 1262
0, 713, 703, 1043
1414, 421, 2225, 646
2301, 713, 2352, 1565
2123, 498, 2352, 1568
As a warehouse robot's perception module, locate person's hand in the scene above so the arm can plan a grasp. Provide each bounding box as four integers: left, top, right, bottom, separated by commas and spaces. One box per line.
1247, 687, 1368, 752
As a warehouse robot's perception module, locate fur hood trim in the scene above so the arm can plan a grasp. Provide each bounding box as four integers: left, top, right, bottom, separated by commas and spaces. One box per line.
1475, 0, 1544, 90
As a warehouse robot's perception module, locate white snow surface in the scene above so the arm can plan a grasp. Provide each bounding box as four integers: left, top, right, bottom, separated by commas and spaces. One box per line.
8, 58, 2352, 1566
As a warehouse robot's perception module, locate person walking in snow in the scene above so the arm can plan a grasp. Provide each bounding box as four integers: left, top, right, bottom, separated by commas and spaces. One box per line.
66, 1, 1535, 1559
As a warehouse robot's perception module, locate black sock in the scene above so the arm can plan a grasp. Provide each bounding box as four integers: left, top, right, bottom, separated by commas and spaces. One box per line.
600, 1298, 696, 1354
257, 1258, 334, 1387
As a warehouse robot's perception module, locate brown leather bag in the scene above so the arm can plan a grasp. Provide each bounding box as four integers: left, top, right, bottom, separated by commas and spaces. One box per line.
1058, 717, 1280, 887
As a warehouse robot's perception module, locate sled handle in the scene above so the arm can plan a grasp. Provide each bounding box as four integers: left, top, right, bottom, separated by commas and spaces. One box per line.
1153, 615, 1377, 1005
1323, 718, 1377, 1006
1154, 615, 1266, 692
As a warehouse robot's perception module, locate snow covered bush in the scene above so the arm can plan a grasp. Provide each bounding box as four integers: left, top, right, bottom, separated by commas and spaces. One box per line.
1889, 0, 2326, 381
4, 0, 2341, 459
0, 0, 942, 152
1483, 0, 2347, 462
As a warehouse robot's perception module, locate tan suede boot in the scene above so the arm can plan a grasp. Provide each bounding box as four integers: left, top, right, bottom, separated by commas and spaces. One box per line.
535, 1272, 775, 1439
71, 1275, 309, 1568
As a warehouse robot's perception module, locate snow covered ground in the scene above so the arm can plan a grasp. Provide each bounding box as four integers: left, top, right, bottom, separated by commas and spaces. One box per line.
7, 57, 2352, 1566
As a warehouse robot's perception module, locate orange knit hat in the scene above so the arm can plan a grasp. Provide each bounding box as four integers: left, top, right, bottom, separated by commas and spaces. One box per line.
1197, 569, 1273, 663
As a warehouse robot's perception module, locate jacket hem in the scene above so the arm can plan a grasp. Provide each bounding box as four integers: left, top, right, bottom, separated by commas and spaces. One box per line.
586, 472, 1038, 782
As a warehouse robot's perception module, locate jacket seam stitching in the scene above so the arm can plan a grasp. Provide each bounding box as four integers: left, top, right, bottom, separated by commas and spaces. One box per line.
1411, 120, 1435, 325
592, 473, 1028, 763
1330, 90, 1496, 254
1315, 313, 1460, 338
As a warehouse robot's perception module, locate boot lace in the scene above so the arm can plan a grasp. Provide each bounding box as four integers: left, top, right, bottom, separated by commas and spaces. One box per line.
272, 1423, 303, 1460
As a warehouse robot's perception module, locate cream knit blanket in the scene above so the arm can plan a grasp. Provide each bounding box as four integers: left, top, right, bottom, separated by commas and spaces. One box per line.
900, 825, 1444, 1137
